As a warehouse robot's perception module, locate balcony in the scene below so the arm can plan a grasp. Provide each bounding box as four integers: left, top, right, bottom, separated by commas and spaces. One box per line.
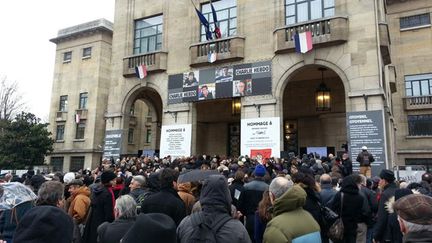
403, 96, 432, 110
189, 36, 245, 67
56, 111, 67, 121
274, 16, 348, 54
123, 51, 167, 77
75, 109, 88, 120
379, 23, 391, 65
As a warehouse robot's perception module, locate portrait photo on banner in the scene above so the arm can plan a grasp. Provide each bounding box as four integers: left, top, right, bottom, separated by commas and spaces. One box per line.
198, 83, 215, 100
233, 79, 252, 97
183, 71, 199, 87
215, 66, 233, 83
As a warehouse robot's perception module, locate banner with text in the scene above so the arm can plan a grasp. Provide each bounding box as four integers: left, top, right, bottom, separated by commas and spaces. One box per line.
103, 130, 123, 160
160, 124, 192, 158
168, 61, 272, 104
241, 117, 281, 159
347, 110, 387, 176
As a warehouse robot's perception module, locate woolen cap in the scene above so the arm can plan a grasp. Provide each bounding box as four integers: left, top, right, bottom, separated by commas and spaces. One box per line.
394, 193, 432, 225
254, 164, 266, 177
68, 179, 83, 187
379, 169, 395, 182
121, 213, 176, 243
101, 171, 116, 184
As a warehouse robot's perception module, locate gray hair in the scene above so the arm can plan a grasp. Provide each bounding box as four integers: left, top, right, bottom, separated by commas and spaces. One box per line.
359, 174, 367, 186
399, 217, 432, 232
115, 195, 137, 219
269, 177, 293, 199
36, 181, 64, 206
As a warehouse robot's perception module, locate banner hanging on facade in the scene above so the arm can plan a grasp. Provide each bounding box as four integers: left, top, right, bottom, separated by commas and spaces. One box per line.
168, 60, 272, 104
346, 110, 388, 176
103, 130, 123, 160
159, 124, 192, 158
241, 117, 281, 159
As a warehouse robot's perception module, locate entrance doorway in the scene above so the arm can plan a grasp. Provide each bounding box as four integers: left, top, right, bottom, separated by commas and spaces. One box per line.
283, 65, 347, 158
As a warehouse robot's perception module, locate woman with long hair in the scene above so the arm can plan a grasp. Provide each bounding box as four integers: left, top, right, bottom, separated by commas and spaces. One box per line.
254, 190, 272, 243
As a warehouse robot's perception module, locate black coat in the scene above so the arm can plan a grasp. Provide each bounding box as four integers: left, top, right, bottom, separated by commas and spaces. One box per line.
229, 179, 244, 208
404, 230, 432, 243
140, 187, 186, 226
83, 185, 115, 243
373, 182, 397, 242
331, 176, 364, 236
97, 218, 135, 243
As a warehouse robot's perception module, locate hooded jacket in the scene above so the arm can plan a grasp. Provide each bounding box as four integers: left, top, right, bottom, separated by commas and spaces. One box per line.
177, 182, 196, 215
374, 182, 398, 242
14, 205, 73, 243
177, 175, 251, 243
68, 186, 91, 224
263, 185, 321, 243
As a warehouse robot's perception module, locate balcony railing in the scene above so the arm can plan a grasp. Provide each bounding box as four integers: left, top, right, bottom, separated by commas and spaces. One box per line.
123, 51, 167, 77
274, 16, 348, 53
404, 96, 432, 110
56, 111, 67, 121
189, 36, 245, 67
75, 109, 88, 120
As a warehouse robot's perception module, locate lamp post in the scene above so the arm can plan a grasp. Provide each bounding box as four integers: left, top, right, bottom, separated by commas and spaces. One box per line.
316, 67, 331, 111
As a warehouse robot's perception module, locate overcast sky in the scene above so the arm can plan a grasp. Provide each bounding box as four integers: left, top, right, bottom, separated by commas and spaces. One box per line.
0, 0, 115, 121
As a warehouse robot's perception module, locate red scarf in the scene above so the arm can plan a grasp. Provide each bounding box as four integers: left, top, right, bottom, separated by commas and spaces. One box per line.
107, 186, 116, 218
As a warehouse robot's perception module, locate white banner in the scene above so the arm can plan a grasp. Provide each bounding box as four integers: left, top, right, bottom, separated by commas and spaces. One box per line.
241, 117, 281, 159
160, 124, 192, 158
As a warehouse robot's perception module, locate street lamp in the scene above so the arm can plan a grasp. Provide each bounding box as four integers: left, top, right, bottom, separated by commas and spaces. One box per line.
316, 67, 331, 111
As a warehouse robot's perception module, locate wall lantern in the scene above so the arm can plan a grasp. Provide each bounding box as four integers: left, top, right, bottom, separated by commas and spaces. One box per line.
232, 98, 241, 115
316, 67, 331, 111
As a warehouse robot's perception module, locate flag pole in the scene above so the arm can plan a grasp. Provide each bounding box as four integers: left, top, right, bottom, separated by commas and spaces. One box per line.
190, 0, 197, 9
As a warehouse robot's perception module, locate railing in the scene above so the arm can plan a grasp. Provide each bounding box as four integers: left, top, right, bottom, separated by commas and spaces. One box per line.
75, 109, 88, 119
123, 51, 167, 77
56, 111, 67, 121
190, 36, 245, 66
274, 16, 348, 53
404, 96, 432, 110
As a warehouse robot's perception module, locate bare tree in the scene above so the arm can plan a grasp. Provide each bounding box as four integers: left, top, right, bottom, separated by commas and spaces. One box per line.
0, 76, 25, 121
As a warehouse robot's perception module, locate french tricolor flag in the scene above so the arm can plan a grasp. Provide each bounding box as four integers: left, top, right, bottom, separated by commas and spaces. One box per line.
135, 64, 147, 79
294, 31, 313, 54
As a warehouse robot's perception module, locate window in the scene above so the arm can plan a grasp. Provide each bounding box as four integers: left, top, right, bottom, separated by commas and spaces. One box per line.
56, 125, 65, 141
75, 121, 86, 139
400, 13, 431, 30
200, 0, 237, 42
134, 15, 163, 54
408, 115, 432, 136
146, 129, 152, 143
406, 158, 432, 173
51, 157, 64, 172
130, 103, 135, 115
70, 156, 85, 172
79, 92, 88, 109
63, 51, 72, 63
59, 95, 68, 111
82, 47, 92, 58
128, 128, 134, 144
405, 74, 432, 97
285, 0, 335, 25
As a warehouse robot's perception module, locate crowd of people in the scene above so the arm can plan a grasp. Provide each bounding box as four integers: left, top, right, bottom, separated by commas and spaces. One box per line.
1, 151, 432, 243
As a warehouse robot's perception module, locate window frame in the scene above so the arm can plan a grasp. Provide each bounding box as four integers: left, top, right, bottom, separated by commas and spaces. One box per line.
128, 128, 134, 144
405, 74, 432, 97
59, 95, 68, 112
79, 92, 88, 110
63, 51, 72, 63
200, 0, 237, 42
407, 114, 432, 136
82, 47, 92, 59
133, 15, 163, 54
51, 157, 64, 172
75, 121, 86, 139
56, 124, 65, 141
284, 0, 335, 25
400, 13, 431, 30
70, 156, 85, 172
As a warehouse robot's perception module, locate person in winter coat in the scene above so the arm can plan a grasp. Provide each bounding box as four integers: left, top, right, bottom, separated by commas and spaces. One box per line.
254, 190, 272, 243
393, 193, 432, 243
356, 146, 375, 178
122, 213, 177, 243
331, 157, 344, 179
14, 181, 74, 243
67, 179, 91, 224
229, 170, 245, 208
342, 153, 353, 176
97, 195, 136, 243
238, 164, 269, 242
140, 168, 186, 226
82, 171, 117, 243
320, 174, 337, 207
384, 188, 413, 243
330, 175, 364, 243
0, 200, 34, 243
177, 175, 251, 243
263, 184, 321, 243
373, 169, 398, 243
177, 182, 196, 215
128, 175, 149, 205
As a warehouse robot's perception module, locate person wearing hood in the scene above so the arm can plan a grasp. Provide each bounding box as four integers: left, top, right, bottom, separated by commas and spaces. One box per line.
177, 182, 196, 215
14, 181, 74, 243
373, 169, 398, 243
122, 213, 177, 243
82, 171, 117, 243
177, 175, 251, 243
263, 184, 321, 243
330, 174, 364, 243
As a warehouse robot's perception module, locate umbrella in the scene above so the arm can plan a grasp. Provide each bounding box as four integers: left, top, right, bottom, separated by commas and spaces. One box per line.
177, 170, 219, 183
0, 182, 37, 210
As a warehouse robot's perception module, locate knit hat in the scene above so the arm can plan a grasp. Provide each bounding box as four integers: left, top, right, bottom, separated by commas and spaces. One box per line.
394, 194, 432, 225
68, 179, 83, 187
379, 169, 395, 182
254, 164, 266, 177
395, 188, 413, 201
101, 171, 116, 184
63, 172, 75, 184
121, 213, 176, 243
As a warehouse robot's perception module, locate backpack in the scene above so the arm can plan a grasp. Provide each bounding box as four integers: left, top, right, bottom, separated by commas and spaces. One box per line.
189, 211, 233, 243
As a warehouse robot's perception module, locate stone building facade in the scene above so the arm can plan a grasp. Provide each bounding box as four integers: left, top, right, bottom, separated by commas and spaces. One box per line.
47, 0, 432, 173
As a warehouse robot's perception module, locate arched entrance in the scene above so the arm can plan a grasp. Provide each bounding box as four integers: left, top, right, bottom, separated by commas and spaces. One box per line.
123, 87, 163, 157
282, 65, 347, 157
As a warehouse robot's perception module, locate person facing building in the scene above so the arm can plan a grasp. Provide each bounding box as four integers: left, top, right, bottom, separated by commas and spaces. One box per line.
356, 146, 375, 178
